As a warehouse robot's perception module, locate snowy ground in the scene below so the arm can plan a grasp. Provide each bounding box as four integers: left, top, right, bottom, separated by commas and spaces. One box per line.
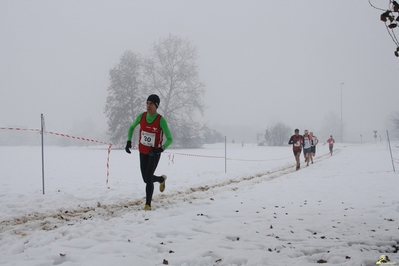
0, 142, 398, 266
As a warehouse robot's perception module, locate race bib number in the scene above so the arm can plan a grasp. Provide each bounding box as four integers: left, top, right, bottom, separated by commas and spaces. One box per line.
294, 141, 300, 147
141, 131, 155, 147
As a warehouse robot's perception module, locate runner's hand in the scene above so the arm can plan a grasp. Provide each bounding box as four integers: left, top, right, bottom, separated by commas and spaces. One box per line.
125, 141, 132, 154
149, 147, 164, 156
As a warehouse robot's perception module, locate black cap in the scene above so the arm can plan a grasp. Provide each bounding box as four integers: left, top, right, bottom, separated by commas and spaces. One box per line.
294, 129, 299, 132
147, 94, 160, 108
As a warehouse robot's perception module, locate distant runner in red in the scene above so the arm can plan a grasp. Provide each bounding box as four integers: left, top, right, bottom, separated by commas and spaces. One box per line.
327, 135, 335, 156
288, 129, 303, 170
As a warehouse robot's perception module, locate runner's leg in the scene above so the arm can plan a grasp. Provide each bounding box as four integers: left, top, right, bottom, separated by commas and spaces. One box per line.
140, 153, 161, 207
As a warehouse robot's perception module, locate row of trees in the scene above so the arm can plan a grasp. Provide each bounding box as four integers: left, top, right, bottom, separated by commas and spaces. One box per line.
264, 123, 292, 146
262, 112, 399, 146
104, 34, 206, 148
262, 112, 342, 146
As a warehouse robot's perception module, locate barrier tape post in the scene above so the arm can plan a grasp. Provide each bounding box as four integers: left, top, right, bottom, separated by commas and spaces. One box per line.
106, 144, 112, 188
224, 136, 227, 173
41, 114, 45, 195
386, 130, 396, 172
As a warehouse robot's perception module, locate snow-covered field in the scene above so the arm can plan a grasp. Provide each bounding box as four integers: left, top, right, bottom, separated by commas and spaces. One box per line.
0, 142, 398, 266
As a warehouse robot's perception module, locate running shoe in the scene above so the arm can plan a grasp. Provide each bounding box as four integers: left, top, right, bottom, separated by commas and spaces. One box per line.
160, 175, 167, 192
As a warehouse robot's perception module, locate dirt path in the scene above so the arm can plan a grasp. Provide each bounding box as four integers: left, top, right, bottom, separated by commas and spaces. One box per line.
0, 150, 337, 239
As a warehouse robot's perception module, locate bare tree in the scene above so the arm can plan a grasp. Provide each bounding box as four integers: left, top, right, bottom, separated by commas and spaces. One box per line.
393, 115, 399, 131
144, 34, 206, 148
265, 122, 291, 146
320, 112, 341, 142
369, 0, 399, 57
104, 51, 145, 145
392, 112, 399, 126
388, 111, 399, 138
205, 127, 224, 144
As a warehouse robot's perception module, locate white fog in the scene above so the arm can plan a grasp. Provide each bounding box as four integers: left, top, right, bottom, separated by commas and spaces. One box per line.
1, 1, 398, 144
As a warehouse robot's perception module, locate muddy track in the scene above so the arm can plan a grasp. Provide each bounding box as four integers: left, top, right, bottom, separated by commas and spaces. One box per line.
0, 149, 339, 238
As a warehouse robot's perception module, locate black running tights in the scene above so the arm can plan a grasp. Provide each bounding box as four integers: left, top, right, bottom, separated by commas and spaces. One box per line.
139, 153, 163, 206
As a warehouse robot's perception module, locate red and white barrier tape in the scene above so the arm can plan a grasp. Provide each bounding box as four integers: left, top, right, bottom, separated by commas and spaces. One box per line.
0, 127, 111, 145
106, 144, 112, 186
1, 127, 115, 187
1, 127, 293, 187
45, 131, 111, 145
168, 154, 174, 165
167, 151, 291, 162
0, 127, 40, 132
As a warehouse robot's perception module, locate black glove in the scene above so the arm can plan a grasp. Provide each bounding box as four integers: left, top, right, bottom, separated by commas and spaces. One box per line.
149, 147, 164, 156
125, 141, 132, 154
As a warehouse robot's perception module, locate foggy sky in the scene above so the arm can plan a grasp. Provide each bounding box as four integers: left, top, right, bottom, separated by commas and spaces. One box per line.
1, 1, 398, 143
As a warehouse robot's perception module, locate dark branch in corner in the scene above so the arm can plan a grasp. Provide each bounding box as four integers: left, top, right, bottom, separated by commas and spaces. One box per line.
370, 0, 399, 57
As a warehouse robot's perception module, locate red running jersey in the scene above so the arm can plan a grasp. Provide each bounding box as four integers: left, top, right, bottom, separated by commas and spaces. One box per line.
138, 112, 164, 154
289, 135, 303, 151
